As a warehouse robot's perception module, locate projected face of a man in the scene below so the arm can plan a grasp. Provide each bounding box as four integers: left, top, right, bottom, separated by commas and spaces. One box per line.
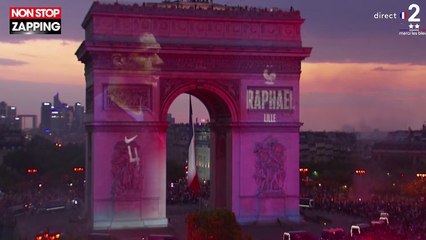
107, 33, 163, 121
111, 33, 163, 71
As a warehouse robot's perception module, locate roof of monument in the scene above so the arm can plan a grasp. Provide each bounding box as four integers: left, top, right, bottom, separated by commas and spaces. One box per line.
90, 1, 301, 20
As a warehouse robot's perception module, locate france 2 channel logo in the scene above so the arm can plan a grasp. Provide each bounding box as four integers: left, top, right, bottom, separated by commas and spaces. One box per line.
374, 3, 425, 36
399, 3, 425, 35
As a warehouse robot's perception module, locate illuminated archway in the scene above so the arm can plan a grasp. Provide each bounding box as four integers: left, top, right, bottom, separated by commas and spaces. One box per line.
76, 1, 311, 230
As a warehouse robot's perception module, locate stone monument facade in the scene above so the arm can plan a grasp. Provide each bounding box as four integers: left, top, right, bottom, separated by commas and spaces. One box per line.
76, 1, 311, 230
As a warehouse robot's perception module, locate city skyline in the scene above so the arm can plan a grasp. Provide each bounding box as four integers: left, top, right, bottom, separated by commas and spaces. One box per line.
0, 0, 425, 131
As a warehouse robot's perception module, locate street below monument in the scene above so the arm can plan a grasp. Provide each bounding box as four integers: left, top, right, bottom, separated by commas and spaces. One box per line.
10, 204, 365, 240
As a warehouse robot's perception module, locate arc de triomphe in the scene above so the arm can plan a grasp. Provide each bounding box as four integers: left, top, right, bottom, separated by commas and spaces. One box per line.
76, 1, 311, 230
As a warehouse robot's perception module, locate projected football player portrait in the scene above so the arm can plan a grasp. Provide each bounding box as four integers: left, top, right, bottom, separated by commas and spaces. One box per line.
107, 33, 163, 121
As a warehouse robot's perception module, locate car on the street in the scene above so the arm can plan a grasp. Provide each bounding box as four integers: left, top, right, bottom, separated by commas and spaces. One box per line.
37, 200, 66, 213
143, 234, 178, 240
320, 228, 348, 240
300, 198, 315, 209
6, 205, 26, 217
379, 212, 389, 218
379, 216, 389, 225
283, 230, 317, 240
371, 219, 389, 235
350, 223, 373, 238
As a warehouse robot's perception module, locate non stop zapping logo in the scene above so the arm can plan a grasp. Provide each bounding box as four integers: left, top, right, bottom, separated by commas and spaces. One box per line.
373, 3, 425, 36
9, 7, 62, 34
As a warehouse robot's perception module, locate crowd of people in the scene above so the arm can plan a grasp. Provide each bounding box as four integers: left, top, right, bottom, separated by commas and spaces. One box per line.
166, 178, 210, 205
6, 176, 426, 239
93, 0, 298, 19
0, 182, 84, 226
1, 177, 207, 226
306, 188, 426, 239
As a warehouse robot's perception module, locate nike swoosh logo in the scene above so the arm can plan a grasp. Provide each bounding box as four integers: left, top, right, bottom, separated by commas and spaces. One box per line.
124, 135, 138, 144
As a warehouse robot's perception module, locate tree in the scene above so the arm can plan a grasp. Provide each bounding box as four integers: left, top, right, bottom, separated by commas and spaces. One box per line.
0, 136, 84, 192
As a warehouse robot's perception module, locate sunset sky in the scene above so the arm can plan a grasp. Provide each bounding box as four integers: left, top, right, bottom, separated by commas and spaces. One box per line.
0, 0, 425, 131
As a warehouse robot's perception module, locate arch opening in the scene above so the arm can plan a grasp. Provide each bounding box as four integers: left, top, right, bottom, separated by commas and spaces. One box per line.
160, 82, 238, 124
165, 89, 234, 215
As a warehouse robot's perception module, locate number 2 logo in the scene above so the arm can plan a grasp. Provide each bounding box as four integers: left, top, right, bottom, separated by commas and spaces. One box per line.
408, 4, 421, 22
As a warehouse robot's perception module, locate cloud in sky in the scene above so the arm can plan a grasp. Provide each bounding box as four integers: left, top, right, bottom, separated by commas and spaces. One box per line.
300, 62, 426, 131
0, 39, 84, 85
371, 67, 404, 72
0, 58, 27, 66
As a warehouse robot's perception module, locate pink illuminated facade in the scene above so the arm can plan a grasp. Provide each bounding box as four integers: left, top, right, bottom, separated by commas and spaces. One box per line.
76, 1, 311, 230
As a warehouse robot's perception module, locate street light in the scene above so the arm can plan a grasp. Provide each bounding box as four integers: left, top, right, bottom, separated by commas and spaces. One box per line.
355, 169, 366, 175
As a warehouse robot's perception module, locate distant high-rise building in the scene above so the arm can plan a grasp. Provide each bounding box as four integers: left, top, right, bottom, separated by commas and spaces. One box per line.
50, 109, 62, 132
0, 101, 20, 130
53, 92, 63, 109
51, 93, 68, 132
39, 93, 85, 139
73, 102, 84, 130
0, 100, 23, 159
64, 105, 74, 130
0, 101, 7, 118
7, 106, 16, 120
40, 102, 52, 132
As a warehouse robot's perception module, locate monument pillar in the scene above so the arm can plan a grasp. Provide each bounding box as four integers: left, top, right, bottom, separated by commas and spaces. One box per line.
209, 124, 233, 209
87, 122, 168, 230
76, 42, 168, 228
